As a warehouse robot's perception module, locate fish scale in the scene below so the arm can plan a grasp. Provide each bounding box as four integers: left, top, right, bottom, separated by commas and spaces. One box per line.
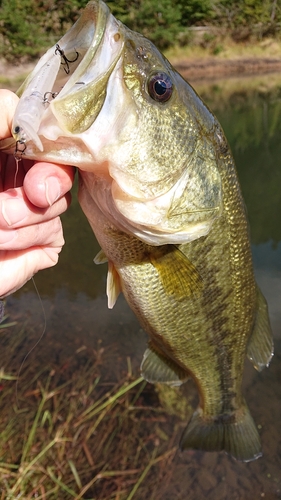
79, 159, 258, 460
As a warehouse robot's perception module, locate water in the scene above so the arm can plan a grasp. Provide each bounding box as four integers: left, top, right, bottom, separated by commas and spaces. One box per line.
3, 72, 281, 498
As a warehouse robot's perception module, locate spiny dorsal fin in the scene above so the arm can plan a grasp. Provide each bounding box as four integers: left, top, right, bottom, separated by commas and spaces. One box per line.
141, 345, 188, 386
247, 286, 274, 372
180, 403, 262, 462
149, 245, 203, 300
106, 261, 121, 309
94, 249, 108, 265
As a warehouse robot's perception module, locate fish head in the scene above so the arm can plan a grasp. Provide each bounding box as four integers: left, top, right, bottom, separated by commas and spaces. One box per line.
8, 0, 223, 245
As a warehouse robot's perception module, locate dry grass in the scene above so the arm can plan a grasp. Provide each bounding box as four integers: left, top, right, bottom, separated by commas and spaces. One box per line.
164, 36, 281, 64
0, 312, 189, 500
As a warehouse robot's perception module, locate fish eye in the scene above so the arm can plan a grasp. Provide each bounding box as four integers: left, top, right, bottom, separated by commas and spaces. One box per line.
147, 72, 173, 102
14, 125, 21, 134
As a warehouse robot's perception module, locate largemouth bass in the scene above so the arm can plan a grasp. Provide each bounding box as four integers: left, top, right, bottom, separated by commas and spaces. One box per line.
4, 0, 273, 462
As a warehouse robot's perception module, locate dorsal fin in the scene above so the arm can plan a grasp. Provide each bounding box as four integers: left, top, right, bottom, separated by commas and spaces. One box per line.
149, 245, 203, 300
247, 286, 274, 371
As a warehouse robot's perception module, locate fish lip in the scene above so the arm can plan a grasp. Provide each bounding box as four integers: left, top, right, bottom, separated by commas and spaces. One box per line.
12, 0, 125, 149
50, 0, 114, 98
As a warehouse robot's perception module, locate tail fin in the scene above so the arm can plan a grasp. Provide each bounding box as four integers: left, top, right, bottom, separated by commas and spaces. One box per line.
180, 405, 262, 462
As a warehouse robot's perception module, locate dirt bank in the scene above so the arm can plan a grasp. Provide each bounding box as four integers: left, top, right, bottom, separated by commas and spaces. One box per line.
173, 57, 281, 82
1, 56, 281, 90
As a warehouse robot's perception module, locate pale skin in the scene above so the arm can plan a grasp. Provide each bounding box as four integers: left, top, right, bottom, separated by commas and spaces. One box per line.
0, 89, 75, 298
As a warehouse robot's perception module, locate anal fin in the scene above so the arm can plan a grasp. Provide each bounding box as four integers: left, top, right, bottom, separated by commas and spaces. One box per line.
141, 345, 188, 387
247, 286, 274, 371
180, 403, 262, 462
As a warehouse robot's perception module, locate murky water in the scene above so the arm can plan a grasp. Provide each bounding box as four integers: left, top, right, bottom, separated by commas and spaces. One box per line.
3, 72, 281, 498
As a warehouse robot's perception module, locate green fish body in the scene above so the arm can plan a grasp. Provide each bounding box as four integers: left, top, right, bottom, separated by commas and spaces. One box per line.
7, 0, 273, 461
79, 131, 272, 462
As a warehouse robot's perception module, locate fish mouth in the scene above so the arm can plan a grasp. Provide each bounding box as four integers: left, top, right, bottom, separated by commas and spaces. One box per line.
10, 0, 124, 155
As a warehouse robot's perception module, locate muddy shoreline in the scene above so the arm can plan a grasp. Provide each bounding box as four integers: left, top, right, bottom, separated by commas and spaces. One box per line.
173, 56, 281, 82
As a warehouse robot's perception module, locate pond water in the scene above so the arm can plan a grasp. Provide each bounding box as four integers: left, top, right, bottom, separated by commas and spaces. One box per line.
2, 72, 281, 499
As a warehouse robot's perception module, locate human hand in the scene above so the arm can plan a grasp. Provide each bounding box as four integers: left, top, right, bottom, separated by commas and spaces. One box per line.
0, 89, 75, 298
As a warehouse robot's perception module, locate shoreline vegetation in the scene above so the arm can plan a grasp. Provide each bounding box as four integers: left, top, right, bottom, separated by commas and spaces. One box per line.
1, 38, 281, 92
0, 313, 193, 499
0, 0, 281, 88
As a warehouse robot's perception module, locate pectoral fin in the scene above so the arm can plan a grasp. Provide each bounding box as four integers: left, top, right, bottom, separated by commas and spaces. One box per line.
149, 245, 202, 300
141, 344, 188, 386
247, 286, 274, 371
94, 249, 108, 264
106, 261, 121, 309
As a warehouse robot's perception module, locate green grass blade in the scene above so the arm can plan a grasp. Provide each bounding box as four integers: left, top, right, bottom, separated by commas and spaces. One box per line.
11, 436, 66, 494
68, 459, 82, 489
79, 377, 143, 424
126, 449, 158, 500
47, 467, 77, 497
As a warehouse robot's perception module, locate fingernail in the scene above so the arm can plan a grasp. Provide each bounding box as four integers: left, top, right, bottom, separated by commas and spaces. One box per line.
1, 199, 28, 226
45, 177, 61, 206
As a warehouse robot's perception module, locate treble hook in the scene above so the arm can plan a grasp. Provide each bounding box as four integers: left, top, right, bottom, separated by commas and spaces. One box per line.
55, 44, 79, 74
43, 91, 59, 104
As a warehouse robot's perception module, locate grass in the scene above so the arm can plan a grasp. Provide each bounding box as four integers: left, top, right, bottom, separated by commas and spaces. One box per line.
1, 35, 281, 94
164, 35, 281, 63
0, 313, 191, 500
0, 76, 24, 92
0, 65, 33, 93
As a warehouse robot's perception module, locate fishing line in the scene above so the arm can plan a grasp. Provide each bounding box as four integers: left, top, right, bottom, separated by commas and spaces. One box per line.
15, 277, 47, 408
12, 151, 47, 407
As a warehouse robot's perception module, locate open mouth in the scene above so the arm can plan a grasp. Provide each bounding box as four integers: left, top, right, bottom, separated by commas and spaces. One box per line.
12, 0, 124, 153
